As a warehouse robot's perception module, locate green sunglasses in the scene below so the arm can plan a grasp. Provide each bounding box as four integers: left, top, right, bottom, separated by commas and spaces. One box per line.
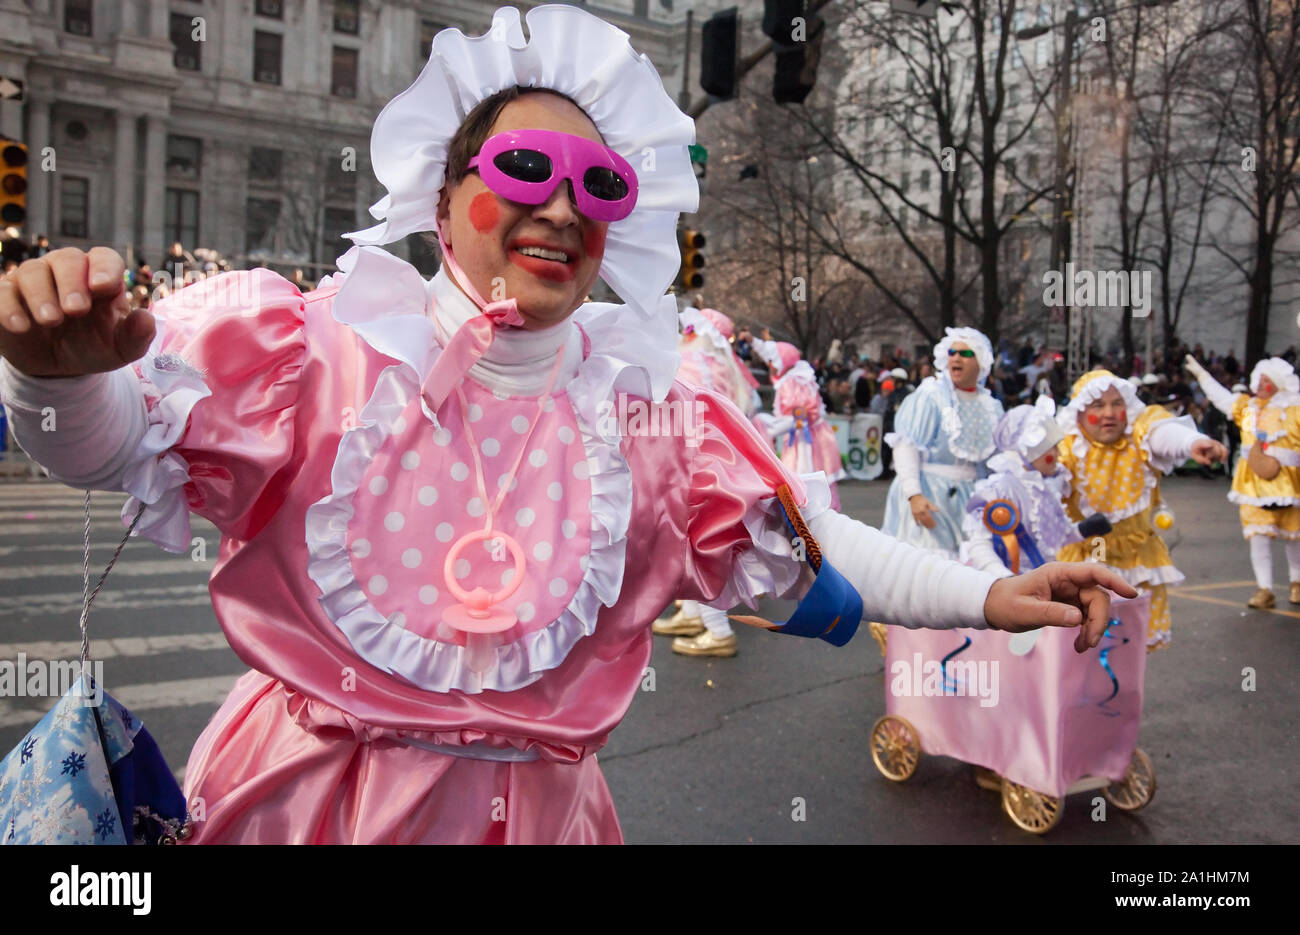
948, 348, 976, 358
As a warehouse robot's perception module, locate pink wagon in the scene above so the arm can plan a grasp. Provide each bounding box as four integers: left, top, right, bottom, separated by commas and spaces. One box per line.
870, 593, 1156, 833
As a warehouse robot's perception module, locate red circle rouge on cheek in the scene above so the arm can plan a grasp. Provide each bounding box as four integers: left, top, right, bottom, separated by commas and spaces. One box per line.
469, 192, 499, 233
583, 225, 606, 260
1086, 414, 1100, 425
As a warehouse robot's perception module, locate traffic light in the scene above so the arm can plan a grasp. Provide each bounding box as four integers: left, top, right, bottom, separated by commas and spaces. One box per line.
679, 228, 706, 291
700, 8, 738, 100
773, 10, 825, 104
762, 0, 803, 41
1, 140, 27, 227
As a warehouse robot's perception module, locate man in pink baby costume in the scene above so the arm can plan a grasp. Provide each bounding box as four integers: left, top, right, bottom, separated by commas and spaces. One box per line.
752, 334, 845, 508
0, 6, 1133, 843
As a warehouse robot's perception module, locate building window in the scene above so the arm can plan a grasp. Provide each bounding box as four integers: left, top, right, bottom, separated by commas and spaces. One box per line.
334, 0, 360, 35
255, 0, 284, 18
245, 198, 281, 255
1036, 38, 1049, 66
59, 177, 89, 239
171, 13, 202, 71
254, 31, 283, 85
166, 136, 202, 179
165, 189, 199, 249
323, 206, 356, 259
1028, 153, 1039, 177
899, 172, 909, 194
64, 0, 93, 36
331, 47, 358, 98
249, 147, 283, 183
919, 169, 931, 192
420, 20, 448, 61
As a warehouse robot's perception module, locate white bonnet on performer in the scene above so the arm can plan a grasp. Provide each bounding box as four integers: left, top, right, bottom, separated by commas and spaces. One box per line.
994, 395, 1063, 464
933, 327, 994, 386
345, 4, 698, 319
1250, 357, 1300, 396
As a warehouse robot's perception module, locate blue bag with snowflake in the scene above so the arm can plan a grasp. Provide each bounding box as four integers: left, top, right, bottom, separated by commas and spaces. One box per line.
0, 675, 188, 844
0, 494, 191, 845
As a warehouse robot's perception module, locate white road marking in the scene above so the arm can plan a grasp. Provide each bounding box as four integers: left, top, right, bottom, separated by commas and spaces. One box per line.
0, 674, 241, 729
0, 631, 229, 661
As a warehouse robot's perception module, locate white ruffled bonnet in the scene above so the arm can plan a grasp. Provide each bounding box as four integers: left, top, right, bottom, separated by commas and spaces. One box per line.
933, 327, 994, 387
1250, 357, 1300, 397
993, 395, 1063, 464
345, 4, 698, 321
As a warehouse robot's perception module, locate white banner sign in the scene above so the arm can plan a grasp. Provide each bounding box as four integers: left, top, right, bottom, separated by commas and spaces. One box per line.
825, 413, 883, 480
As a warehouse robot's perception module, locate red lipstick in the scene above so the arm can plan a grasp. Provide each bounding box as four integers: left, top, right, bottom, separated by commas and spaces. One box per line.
507, 239, 577, 283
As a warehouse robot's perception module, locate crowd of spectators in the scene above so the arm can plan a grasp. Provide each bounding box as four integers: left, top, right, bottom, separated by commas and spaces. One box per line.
732, 324, 1297, 481
1, 231, 317, 315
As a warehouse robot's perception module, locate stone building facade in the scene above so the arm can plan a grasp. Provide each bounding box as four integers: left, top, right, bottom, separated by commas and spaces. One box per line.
0, 0, 706, 278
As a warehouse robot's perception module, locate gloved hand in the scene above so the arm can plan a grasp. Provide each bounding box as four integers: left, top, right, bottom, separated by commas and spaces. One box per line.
1076, 512, 1112, 539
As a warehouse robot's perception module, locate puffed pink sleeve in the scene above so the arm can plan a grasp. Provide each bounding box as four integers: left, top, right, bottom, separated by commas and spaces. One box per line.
122, 270, 307, 551
682, 386, 826, 609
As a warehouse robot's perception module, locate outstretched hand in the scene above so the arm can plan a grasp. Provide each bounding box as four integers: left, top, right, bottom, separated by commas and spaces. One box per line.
1190, 437, 1228, 466
984, 562, 1139, 653
0, 247, 154, 377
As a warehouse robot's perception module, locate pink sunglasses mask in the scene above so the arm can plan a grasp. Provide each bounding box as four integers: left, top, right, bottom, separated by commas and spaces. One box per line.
466, 129, 639, 223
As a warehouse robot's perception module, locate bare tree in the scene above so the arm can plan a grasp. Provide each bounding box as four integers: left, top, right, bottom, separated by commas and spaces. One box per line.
777, 1, 1062, 346
1197, 0, 1300, 368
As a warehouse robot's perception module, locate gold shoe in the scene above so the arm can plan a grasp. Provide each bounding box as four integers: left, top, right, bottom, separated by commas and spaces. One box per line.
653, 608, 705, 636
671, 631, 738, 657
973, 766, 1002, 792
1248, 588, 1276, 610
868, 621, 888, 658
1291, 582, 1300, 605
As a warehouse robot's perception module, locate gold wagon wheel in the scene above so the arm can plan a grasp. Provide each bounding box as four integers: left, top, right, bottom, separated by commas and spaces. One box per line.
1001, 778, 1064, 834
868, 621, 888, 658
1103, 748, 1157, 812
870, 714, 921, 782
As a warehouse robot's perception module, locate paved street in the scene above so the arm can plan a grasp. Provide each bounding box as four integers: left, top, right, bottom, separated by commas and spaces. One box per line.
0, 471, 1296, 843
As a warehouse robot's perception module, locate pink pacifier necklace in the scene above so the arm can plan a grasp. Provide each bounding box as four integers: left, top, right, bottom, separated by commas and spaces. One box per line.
439, 340, 567, 646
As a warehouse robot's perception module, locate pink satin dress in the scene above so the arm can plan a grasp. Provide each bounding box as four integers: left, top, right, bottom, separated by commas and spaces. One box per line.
128, 269, 815, 844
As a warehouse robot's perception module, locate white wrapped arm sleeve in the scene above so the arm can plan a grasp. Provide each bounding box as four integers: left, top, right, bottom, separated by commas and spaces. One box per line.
0, 359, 147, 490
1187, 364, 1239, 418
892, 441, 923, 500
807, 508, 994, 629
1145, 414, 1208, 472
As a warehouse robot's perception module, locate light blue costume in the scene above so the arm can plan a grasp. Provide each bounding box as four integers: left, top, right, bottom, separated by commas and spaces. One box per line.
881, 328, 1003, 558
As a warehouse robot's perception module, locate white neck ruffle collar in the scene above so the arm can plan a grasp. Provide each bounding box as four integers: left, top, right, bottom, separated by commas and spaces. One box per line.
326, 245, 680, 409
428, 266, 582, 397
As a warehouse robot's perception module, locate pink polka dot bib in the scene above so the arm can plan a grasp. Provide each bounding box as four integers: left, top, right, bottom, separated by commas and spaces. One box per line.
348, 382, 593, 644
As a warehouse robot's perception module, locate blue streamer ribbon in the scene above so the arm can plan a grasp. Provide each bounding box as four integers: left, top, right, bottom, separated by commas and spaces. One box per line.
1095, 617, 1128, 715
941, 635, 973, 694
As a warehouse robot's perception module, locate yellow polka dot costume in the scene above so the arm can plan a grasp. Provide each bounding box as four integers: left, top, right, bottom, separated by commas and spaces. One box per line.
1055, 370, 1203, 652
1231, 393, 1300, 536
1187, 356, 1300, 601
